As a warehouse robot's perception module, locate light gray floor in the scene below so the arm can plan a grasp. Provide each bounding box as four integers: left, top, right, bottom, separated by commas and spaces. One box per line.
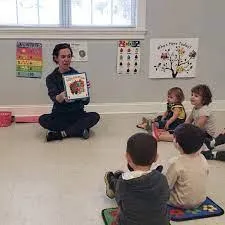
0, 113, 225, 225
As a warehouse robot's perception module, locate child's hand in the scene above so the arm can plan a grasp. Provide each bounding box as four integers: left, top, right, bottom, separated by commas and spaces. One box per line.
165, 121, 170, 130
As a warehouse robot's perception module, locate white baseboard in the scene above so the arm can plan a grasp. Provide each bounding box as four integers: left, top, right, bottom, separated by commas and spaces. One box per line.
1, 100, 225, 116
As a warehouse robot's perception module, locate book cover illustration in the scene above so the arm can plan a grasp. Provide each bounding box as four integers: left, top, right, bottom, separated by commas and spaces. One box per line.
63, 73, 89, 100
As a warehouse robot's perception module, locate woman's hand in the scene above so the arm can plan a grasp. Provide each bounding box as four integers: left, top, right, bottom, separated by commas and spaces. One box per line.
56, 91, 67, 103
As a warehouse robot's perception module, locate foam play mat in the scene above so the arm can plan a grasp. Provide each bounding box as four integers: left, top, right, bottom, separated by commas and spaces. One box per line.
168, 197, 224, 221
101, 208, 171, 225
102, 197, 224, 224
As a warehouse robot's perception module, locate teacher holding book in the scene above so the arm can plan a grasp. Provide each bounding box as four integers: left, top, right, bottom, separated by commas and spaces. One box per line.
39, 43, 100, 142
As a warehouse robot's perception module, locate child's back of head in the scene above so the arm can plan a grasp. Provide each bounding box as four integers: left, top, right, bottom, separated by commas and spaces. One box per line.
126, 133, 157, 167
174, 123, 205, 154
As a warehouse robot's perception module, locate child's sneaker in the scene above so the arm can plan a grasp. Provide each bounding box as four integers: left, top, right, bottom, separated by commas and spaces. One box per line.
215, 151, 225, 161
114, 170, 123, 179
145, 120, 152, 133
155, 165, 163, 173
104, 172, 116, 199
201, 150, 214, 160
136, 117, 148, 130
204, 138, 214, 150
46, 131, 63, 142
215, 133, 225, 146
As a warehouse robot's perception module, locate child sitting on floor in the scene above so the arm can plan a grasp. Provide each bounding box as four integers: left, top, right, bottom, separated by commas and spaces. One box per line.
137, 87, 186, 132
104, 133, 170, 225
186, 84, 225, 160
152, 84, 225, 160
166, 123, 209, 209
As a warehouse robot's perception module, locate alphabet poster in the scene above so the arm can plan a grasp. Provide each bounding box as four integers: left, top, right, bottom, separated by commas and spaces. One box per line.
149, 38, 199, 78
117, 40, 140, 75
16, 42, 42, 78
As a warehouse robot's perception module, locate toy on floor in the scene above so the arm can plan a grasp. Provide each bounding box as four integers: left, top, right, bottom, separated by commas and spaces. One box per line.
15, 115, 39, 123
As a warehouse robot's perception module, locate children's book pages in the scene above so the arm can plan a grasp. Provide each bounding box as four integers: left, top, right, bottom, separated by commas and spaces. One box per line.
63, 72, 89, 101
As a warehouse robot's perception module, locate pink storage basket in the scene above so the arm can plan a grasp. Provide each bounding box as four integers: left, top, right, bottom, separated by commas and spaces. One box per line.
0, 111, 12, 127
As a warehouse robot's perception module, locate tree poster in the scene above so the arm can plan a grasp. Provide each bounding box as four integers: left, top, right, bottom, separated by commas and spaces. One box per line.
16, 42, 42, 78
149, 38, 199, 79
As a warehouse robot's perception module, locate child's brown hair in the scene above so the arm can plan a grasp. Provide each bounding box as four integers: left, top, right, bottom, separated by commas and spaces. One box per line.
126, 133, 157, 166
168, 87, 185, 103
191, 84, 212, 105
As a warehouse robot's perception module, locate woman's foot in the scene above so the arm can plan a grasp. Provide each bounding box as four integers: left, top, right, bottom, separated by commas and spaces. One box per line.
46, 131, 63, 142
82, 129, 89, 139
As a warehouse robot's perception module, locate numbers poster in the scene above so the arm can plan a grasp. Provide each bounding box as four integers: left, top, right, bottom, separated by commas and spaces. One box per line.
16, 42, 43, 78
117, 40, 141, 75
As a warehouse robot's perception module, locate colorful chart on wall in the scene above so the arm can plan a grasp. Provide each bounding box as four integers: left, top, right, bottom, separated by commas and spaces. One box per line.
117, 40, 140, 75
16, 41, 43, 78
149, 38, 199, 79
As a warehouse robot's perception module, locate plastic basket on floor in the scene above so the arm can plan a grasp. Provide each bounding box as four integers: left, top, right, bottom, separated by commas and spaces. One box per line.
0, 111, 12, 127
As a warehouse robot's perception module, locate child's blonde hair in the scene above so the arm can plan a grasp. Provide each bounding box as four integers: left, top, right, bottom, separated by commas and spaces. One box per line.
168, 87, 185, 103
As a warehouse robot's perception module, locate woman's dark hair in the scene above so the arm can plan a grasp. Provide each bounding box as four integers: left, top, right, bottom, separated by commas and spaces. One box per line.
52, 43, 73, 63
191, 84, 212, 105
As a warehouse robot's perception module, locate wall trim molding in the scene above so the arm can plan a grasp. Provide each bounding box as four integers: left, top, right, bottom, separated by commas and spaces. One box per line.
1, 100, 225, 116
0, 28, 146, 40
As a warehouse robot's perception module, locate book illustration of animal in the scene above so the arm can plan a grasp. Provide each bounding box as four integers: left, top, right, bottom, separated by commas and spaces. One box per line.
69, 79, 85, 95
